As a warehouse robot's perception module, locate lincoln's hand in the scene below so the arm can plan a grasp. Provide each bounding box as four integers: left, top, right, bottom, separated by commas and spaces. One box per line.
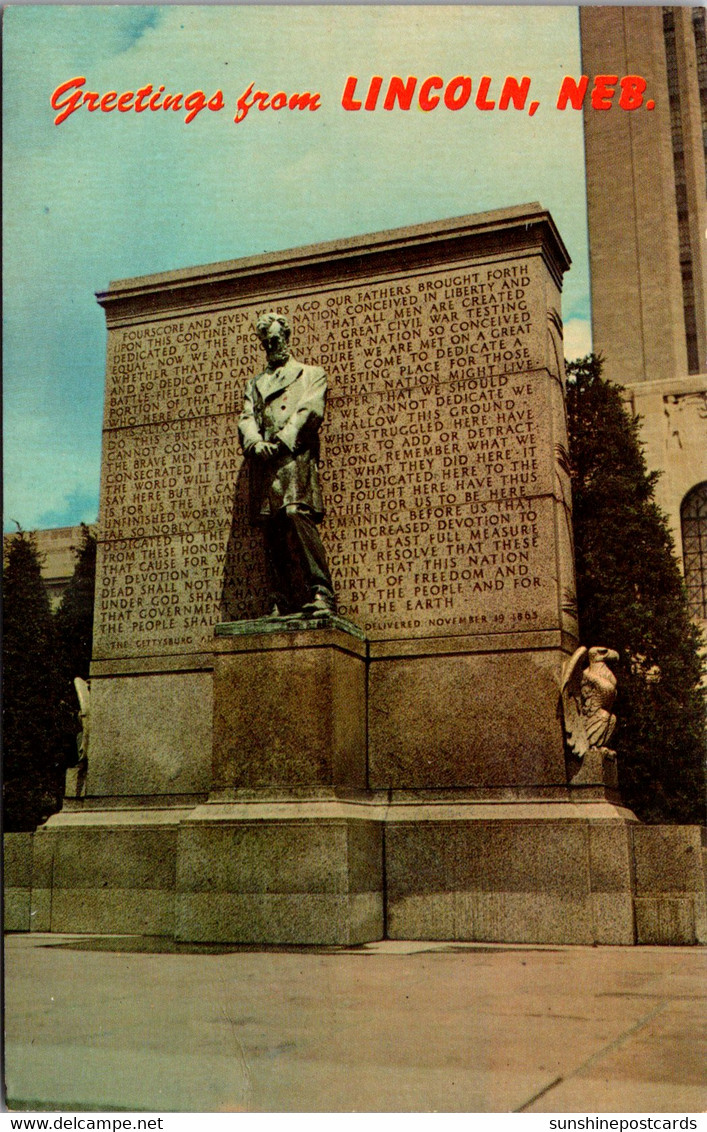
254, 440, 280, 460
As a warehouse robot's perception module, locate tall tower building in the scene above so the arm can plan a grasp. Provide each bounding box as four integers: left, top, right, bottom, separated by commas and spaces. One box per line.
580, 5, 707, 625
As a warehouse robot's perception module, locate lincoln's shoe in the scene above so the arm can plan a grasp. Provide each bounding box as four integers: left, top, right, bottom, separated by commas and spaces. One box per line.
301, 591, 337, 616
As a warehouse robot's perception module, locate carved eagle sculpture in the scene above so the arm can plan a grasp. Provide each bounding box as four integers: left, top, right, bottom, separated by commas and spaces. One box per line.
561, 646, 619, 760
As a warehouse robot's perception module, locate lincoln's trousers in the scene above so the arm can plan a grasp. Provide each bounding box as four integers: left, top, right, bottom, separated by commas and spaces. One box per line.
263, 505, 335, 613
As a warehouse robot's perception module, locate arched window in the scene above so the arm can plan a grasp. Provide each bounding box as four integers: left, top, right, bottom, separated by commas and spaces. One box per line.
681, 482, 707, 619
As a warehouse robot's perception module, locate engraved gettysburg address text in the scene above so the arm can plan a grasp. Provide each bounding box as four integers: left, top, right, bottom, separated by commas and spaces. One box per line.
96, 256, 555, 658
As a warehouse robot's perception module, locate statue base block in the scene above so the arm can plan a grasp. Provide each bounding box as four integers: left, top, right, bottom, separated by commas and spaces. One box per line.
175, 798, 384, 945
13, 806, 191, 936
212, 619, 367, 789
384, 800, 640, 944
6, 803, 707, 945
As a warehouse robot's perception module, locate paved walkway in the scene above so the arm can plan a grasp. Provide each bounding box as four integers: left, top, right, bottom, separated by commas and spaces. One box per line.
4, 934, 707, 1113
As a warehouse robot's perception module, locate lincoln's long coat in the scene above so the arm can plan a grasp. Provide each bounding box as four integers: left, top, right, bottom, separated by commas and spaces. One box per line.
238, 356, 327, 524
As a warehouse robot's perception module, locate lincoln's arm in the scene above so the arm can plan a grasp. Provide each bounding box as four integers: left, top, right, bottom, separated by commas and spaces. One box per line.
238, 380, 264, 453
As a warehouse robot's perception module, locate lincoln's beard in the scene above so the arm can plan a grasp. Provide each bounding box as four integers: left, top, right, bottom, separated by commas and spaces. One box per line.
265, 340, 290, 368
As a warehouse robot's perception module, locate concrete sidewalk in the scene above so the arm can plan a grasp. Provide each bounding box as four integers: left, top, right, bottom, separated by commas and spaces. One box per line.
4, 934, 706, 1113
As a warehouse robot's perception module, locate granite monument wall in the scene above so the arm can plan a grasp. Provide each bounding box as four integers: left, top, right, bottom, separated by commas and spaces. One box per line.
91, 204, 577, 799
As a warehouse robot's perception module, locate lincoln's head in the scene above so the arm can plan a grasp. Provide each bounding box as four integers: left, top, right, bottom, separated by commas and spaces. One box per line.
256, 312, 291, 368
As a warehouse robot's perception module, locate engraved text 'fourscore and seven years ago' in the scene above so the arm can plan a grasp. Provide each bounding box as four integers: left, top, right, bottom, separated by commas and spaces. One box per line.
97, 258, 555, 656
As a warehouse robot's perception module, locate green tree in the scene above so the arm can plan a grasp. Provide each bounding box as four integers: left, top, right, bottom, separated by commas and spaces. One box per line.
3, 531, 63, 830
54, 524, 97, 765
565, 354, 706, 824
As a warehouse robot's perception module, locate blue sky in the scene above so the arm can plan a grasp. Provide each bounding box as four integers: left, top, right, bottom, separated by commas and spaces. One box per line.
3, 4, 590, 532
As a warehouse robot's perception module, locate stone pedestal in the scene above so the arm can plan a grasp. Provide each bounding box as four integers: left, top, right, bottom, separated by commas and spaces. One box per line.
384, 800, 639, 945
11, 802, 707, 945
212, 616, 367, 790
192, 616, 381, 944
175, 798, 384, 945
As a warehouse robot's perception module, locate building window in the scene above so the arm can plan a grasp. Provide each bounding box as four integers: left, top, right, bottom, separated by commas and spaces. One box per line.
681, 482, 707, 619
